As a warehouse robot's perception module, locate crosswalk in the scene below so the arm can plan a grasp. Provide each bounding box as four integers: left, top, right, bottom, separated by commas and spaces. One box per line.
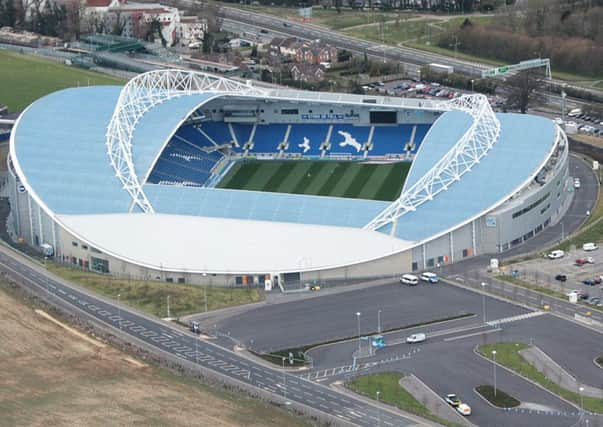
486, 311, 547, 326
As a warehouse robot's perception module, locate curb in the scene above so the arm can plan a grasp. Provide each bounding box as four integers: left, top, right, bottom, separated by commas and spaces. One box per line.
472, 345, 581, 412
472, 386, 520, 411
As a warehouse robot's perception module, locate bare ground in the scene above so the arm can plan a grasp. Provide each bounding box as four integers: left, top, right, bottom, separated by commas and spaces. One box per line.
0, 286, 309, 427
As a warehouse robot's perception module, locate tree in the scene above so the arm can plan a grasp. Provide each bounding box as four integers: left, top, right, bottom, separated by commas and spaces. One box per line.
0, 0, 17, 27
503, 70, 546, 114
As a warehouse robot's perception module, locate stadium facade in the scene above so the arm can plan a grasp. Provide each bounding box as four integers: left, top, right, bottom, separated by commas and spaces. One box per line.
8, 70, 571, 287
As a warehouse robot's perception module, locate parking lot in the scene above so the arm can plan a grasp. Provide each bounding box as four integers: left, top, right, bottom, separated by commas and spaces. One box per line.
501, 246, 603, 303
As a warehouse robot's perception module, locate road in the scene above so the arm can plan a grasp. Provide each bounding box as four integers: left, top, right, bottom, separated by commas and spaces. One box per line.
0, 244, 429, 427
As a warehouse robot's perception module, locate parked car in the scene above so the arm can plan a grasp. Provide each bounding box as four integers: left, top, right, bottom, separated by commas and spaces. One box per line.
587, 297, 601, 306
400, 274, 419, 286
583, 243, 598, 251
555, 274, 567, 282
420, 272, 439, 283
575, 257, 594, 266
548, 250, 565, 259
583, 279, 596, 286
574, 178, 581, 189
457, 403, 472, 416
406, 333, 426, 344
445, 394, 461, 406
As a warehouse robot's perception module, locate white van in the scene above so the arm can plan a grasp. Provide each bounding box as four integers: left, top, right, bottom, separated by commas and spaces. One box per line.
406, 333, 426, 343
420, 272, 439, 283
547, 250, 565, 259
583, 242, 598, 252
400, 274, 419, 286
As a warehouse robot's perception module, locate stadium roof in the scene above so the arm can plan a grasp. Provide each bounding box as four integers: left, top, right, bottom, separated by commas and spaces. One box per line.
10, 73, 557, 272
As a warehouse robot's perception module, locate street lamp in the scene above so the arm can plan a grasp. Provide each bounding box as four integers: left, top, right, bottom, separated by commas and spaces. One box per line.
281, 356, 288, 402
481, 282, 488, 323
579, 386, 584, 423
117, 293, 122, 340
377, 309, 382, 334
561, 222, 565, 241
356, 312, 362, 356
167, 295, 171, 319
376, 390, 381, 427
492, 350, 497, 397
471, 79, 475, 93
203, 272, 208, 313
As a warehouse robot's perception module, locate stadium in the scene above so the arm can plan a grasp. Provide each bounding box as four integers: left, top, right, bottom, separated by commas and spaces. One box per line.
8, 70, 571, 287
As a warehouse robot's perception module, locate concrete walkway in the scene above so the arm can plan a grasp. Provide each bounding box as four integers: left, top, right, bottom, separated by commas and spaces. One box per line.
519, 346, 603, 399
399, 374, 475, 427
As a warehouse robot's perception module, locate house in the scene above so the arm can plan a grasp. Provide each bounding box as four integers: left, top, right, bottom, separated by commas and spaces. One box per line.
83, 0, 207, 47
289, 64, 326, 82
295, 41, 338, 65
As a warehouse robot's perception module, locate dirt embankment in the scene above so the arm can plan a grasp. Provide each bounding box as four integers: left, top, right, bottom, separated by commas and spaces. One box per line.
0, 285, 308, 427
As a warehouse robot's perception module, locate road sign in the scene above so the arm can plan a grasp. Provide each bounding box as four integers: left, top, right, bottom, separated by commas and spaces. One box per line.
481, 58, 551, 79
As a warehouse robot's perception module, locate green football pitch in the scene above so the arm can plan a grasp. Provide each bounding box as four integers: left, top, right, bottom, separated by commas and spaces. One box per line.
217, 160, 411, 201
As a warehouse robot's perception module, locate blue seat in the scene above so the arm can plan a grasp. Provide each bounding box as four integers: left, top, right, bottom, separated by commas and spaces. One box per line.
287, 124, 329, 156
329, 125, 371, 155
252, 124, 288, 153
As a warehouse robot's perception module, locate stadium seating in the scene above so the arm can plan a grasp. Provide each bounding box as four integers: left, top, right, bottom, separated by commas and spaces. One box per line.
197, 121, 233, 146
231, 124, 254, 146
329, 125, 371, 155
286, 124, 329, 156
252, 124, 288, 153
370, 124, 430, 155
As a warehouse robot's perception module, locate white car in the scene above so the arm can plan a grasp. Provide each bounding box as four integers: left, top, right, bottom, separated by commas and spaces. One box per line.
420, 272, 439, 283
548, 250, 565, 259
583, 242, 598, 251
574, 179, 581, 189
406, 333, 426, 344
457, 403, 472, 416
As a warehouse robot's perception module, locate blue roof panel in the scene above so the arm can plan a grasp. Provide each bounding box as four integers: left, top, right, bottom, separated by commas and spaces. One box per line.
144, 185, 390, 228
404, 110, 473, 190
393, 113, 556, 241
13, 86, 132, 214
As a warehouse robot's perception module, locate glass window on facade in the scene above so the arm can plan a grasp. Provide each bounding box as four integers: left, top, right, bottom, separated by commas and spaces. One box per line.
91, 257, 109, 273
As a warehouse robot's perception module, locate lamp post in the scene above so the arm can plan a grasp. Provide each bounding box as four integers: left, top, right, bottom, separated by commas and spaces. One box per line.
481, 282, 487, 323
376, 390, 381, 427
471, 79, 475, 93
356, 312, 362, 356
561, 222, 565, 241
579, 386, 584, 425
203, 272, 208, 313
377, 309, 382, 334
167, 295, 171, 319
117, 293, 122, 340
282, 356, 287, 402
492, 350, 497, 397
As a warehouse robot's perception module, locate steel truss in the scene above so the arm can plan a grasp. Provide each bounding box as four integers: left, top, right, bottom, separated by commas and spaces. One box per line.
365, 94, 501, 233
105, 69, 267, 213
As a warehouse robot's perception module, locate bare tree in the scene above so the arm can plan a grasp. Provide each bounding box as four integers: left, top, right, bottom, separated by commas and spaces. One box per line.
504, 70, 546, 114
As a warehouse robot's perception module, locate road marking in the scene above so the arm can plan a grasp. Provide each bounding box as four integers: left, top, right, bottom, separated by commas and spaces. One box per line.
444, 327, 502, 341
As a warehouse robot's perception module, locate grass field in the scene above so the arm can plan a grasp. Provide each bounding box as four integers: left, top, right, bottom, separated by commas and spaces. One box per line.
217, 160, 410, 201
0, 49, 124, 112
0, 284, 307, 427
347, 372, 462, 427
478, 343, 603, 414
47, 263, 263, 318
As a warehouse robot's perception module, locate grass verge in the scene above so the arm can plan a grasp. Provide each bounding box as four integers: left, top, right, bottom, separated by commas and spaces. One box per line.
478, 343, 603, 414
0, 49, 124, 111
596, 355, 603, 366
347, 372, 463, 427
46, 263, 263, 318
475, 385, 520, 408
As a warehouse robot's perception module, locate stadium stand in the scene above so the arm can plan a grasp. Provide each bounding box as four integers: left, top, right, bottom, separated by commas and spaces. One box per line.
329, 125, 371, 155
252, 124, 288, 153
287, 124, 329, 156
197, 121, 233, 146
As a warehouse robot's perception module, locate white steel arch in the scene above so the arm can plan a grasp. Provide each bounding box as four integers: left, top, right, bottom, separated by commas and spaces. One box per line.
105, 69, 267, 213
365, 94, 501, 233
